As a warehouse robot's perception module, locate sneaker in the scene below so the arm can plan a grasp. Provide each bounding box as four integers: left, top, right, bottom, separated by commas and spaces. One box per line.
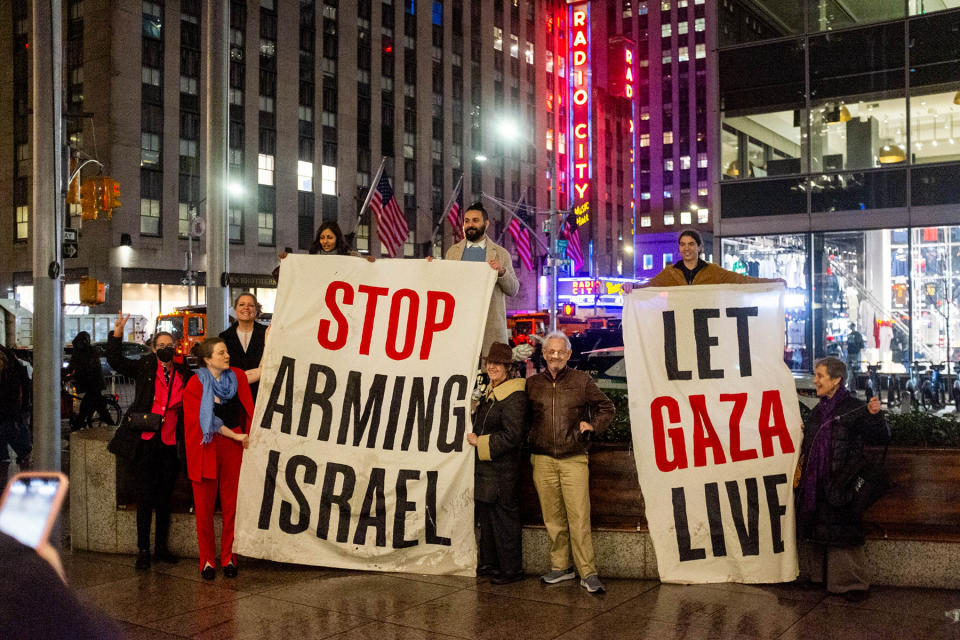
134, 549, 151, 571
580, 574, 606, 594
540, 567, 576, 584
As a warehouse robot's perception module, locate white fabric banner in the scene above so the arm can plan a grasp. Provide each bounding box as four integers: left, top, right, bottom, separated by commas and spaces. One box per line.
235, 255, 495, 576
623, 283, 802, 584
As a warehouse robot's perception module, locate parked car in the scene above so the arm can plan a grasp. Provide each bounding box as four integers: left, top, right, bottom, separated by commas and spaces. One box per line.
63, 341, 151, 378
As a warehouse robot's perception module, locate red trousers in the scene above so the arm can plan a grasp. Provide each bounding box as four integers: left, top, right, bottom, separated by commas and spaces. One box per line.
191, 435, 243, 568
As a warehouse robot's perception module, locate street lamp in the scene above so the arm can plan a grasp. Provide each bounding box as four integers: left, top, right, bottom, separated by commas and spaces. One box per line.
486, 116, 563, 332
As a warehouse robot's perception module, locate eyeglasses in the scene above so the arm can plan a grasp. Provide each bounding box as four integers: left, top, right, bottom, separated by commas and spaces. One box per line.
545, 349, 570, 357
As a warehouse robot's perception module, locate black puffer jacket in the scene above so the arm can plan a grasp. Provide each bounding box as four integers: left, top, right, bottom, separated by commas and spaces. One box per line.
797, 394, 889, 547
472, 378, 527, 504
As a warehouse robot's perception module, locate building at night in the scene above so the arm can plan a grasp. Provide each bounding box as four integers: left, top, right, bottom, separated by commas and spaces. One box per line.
712, 1, 960, 371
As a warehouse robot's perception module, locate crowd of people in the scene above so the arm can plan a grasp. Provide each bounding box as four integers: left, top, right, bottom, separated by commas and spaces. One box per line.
0, 214, 891, 604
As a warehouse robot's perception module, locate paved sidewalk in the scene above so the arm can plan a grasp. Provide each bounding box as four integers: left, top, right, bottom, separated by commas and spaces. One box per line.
62, 551, 960, 639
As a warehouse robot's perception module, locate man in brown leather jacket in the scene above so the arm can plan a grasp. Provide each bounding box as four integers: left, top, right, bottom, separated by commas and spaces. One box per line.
526, 331, 615, 594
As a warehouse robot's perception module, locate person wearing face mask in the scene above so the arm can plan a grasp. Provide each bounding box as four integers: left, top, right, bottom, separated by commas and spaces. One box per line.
433, 202, 519, 359
219, 292, 267, 400
107, 314, 194, 570
526, 331, 615, 594
183, 337, 254, 580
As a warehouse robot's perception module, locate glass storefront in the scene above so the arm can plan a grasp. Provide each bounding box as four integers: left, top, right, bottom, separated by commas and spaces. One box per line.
722, 224, 960, 373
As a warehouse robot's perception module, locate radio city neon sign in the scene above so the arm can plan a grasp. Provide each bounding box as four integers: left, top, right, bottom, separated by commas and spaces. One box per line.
569, 4, 591, 226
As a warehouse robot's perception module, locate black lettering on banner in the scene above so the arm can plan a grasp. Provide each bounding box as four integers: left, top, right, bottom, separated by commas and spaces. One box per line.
662, 311, 692, 380
280, 455, 317, 534
257, 449, 281, 530
437, 375, 468, 453
726, 306, 758, 376
402, 377, 439, 452
261, 356, 296, 433
381, 376, 407, 450
301, 363, 336, 439
425, 470, 451, 546
338, 371, 387, 447
693, 308, 723, 379
316, 462, 356, 543
393, 469, 420, 549
353, 467, 387, 547
763, 473, 788, 553
703, 482, 727, 557
725, 478, 760, 556
672, 487, 706, 561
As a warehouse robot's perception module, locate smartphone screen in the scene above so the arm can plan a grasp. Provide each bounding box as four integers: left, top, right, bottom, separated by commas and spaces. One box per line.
0, 474, 66, 548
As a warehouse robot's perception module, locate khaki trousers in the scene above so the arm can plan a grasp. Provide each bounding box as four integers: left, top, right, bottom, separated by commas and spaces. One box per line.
531, 453, 596, 578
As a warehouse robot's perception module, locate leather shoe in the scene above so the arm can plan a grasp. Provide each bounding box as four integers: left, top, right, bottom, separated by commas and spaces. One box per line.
153, 547, 180, 564
491, 573, 523, 585
135, 549, 151, 571
201, 564, 216, 581
223, 563, 238, 578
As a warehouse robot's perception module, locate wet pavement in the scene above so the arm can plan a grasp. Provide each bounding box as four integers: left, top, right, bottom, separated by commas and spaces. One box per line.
61, 550, 960, 639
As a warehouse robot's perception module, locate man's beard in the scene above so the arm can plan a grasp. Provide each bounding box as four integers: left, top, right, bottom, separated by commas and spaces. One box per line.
464, 226, 485, 242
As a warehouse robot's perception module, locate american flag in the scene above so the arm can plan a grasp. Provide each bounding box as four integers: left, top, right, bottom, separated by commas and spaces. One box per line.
507, 203, 533, 271
562, 215, 585, 272
446, 187, 464, 243
370, 172, 409, 258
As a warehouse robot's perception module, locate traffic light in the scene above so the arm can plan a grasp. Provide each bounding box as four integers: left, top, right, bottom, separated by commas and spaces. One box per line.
80, 178, 100, 220
100, 177, 121, 218
79, 277, 106, 305
67, 157, 80, 205
561, 302, 577, 317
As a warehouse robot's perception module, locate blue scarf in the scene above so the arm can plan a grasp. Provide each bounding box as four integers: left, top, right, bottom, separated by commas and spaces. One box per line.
799, 382, 849, 521
195, 368, 238, 445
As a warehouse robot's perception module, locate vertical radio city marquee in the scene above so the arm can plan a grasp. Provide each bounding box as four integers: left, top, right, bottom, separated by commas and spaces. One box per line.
569, 3, 591, 228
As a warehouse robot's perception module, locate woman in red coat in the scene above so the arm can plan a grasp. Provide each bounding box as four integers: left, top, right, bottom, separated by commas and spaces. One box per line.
183, 337, 254, 580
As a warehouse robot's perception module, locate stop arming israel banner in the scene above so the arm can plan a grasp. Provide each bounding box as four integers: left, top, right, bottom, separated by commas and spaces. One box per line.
235, 255, 495, 576
623, 283, 802, 584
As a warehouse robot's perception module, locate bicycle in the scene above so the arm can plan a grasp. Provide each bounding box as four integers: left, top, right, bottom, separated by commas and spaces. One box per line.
62, 378, 121, 430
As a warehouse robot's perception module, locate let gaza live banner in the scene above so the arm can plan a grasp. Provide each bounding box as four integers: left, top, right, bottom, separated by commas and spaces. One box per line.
235, 255, 495, 576
623, 284, 803, 584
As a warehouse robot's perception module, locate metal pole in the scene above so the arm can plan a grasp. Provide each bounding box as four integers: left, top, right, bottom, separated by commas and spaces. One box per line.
205, 0, 230, 333
549, 153, 558, 332
32, 0, 63, 474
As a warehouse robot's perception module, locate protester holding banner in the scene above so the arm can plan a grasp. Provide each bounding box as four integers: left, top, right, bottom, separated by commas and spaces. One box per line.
183, 337, 255, 580
308, 220, 353, 256
220, 292, 268, 400
466, 342, 528, 584
649, 229, 783, 287
527, 331, 615, 594
107, 315, 193, 570
441, 202, 519, 358
796, 356, 888, 602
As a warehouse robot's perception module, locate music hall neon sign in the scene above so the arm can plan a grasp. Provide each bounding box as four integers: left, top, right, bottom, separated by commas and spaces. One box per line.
569, 3, 591, 227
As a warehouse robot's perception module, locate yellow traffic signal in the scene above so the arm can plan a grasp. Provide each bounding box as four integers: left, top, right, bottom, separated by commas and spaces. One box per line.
106, 178, 121, 210
79, 277, 106, 305
80, 178, 100, 220
67, 157, 80, 205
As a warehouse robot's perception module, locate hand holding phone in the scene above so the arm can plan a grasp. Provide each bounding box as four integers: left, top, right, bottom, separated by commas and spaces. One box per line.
0, 472, 68, 549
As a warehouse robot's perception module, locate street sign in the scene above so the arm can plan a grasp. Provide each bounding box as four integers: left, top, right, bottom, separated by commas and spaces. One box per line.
190, 217, 206, 238
63, 228, 78, 259
557, 239, 569, 251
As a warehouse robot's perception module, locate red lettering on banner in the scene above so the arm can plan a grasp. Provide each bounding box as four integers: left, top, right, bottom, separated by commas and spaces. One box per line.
720, 393, 758, 462
357, 285, 389, 355
420, 291, 455, 360
318, 281, 353, 350
652, 396, 687, 472
690, 395, 726, 467
758, 390, 795, 457
385, 289, 419, 360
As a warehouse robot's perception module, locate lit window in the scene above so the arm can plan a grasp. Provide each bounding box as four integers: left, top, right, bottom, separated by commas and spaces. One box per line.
180, 76, 198, 95
697, 208, 709, 223
695, 18, 705, 31
640, 107, 650, 121
230, 89, 243, 105
558, 133, 566, 155
661, 1, 670, 8
678, 47, 688, 62
640, 134, 650, 147
260, 39, 276, 57
493, 27, 503, 51
664, 159, 674, 171
641, 192, 651, 200
141, 66, 161, 86
15, 205, 28, 240
178, 203, 191, 238
678, 21, 688, 35
664, 189, 672, 199
557, 55, 565, 78
664, 213, 675, 226
525, 41, 534, 65
678, 0, 688, 7
258, 153, 275, 185
680, 211, 691, 224
663, 131, 674, 144
179, 139, 198, 158
680, 156, 690, 169
322, 165, 337, 195
662, 53, 671, 64
258, 212, 274, 245
545, 50, 554, 73
298, 161, 313, 191
229, 207, 244, 242
643, 254, 653, 269
143, 2, 162, 39
299, 105, 313, 122
640, 216, 651, 228
141, 133, 160, 167
259, 95, 274, 113
697, 153, 708, 168
661, 24, 671, 37
546, 129, 554, 151
510, 34, 519, 58
140, 198, 161, 235
695, 43, 706, 59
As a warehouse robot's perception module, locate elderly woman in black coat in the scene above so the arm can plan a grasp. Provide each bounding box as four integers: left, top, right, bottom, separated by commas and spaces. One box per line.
796, 356, 888, 602
466, 342, 528, 584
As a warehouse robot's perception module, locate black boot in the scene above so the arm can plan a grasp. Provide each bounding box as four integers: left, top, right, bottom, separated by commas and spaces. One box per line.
135, 549, 151, 570
153, 547, 180, 564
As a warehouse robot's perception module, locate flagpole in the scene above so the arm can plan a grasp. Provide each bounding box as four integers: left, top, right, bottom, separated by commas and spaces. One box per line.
429, 174, 463, 248
494, 196, 523, 245
481, 193, 550, 253
356, 156, 387, 227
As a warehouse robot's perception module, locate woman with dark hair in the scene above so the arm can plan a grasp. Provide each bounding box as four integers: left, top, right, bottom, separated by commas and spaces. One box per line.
219, 292, 267, 400
796, 356, 888, 602
466, 342, 528, 584
309, 220, 352, 255
183, 337, 254, 580
107, 315, 193, 570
